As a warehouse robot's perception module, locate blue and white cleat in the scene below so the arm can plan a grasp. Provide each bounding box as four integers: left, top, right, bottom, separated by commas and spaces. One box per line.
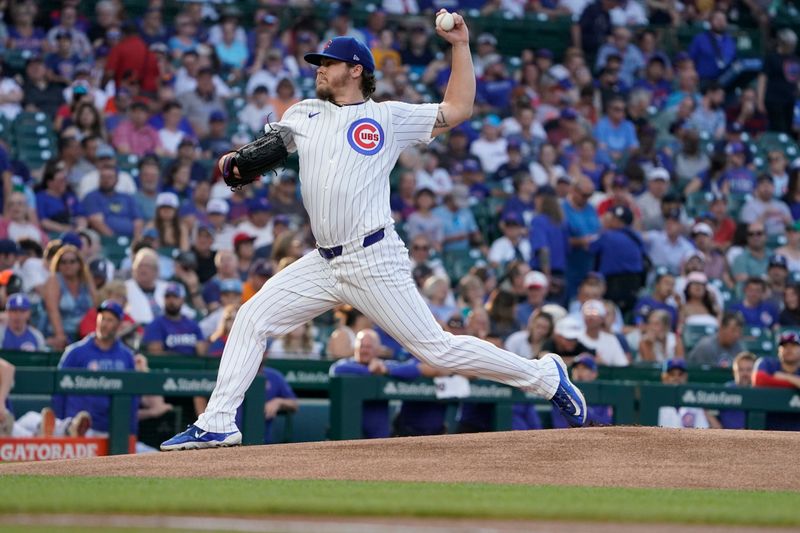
160, 424, 242, 451
542, 353, 587, 427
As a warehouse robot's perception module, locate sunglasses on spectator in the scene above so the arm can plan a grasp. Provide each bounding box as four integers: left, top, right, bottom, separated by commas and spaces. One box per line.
748, 231, 765, 236
412, 245, 429, 251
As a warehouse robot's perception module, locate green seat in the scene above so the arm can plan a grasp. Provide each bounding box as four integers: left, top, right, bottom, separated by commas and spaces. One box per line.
117, 154, 140, 177
685, 191, 713, 218
740, 326, 776, 357
100, 235, 131, 269
442, 249, 486, 283
681, 324, 717, 353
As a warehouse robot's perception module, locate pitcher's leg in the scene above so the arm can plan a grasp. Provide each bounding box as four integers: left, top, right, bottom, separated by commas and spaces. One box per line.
197, 251, 339, 432
339, 241, 559, 398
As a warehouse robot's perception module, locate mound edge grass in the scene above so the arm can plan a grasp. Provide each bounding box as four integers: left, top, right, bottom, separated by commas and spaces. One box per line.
1, 476, 799, 527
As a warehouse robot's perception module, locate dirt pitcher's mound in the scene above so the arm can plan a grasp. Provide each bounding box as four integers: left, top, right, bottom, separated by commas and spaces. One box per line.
3, 427, 799, 491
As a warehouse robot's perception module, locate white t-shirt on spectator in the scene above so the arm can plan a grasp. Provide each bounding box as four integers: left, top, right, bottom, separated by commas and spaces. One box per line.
0, 77, 23, 120
560, 0, 591, 16
504, 329, 535, 359
610, 0, 649, 25
159, 129, 186, 157
578, 330, 629, 366
488, 236, 532, 265
470, 137, 508, 174
239, 103, 277, 135
415, 168, 453, 197
246, 68, 293, 97
236, 220, 274, 249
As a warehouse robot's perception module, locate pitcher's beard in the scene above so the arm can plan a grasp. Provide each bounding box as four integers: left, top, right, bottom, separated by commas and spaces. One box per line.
316, 85, 334, 101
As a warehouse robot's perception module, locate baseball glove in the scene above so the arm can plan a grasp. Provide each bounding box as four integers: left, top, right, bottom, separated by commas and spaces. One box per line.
222, 127, 288, 190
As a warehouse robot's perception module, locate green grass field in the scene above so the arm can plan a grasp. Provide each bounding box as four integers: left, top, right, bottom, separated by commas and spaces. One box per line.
1, 476, 799, 528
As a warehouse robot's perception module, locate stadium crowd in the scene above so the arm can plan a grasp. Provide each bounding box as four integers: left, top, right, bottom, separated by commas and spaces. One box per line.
1, 0, 800, 443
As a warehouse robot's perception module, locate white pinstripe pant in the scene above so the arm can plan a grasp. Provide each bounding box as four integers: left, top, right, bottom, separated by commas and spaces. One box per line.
196, 227, 560, 433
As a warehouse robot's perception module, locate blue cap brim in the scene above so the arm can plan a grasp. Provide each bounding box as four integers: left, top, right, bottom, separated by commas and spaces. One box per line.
304, 52, 370, 72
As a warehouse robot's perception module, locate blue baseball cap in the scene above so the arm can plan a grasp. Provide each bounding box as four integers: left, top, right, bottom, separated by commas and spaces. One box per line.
663, 358, 687, 373
59, 232, 83, 249
304, 37, 375, 74
247, 197, 271, 213
219, 278, 243, 294
573, 353, 597, 372
501, 211, 524, 226
97, 299, 123, 320
0, 239, 20, 255
6, 293, 30, 311
165, 282, 186, 298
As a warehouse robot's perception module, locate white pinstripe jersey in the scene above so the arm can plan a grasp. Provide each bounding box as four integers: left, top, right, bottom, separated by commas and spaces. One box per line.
270, 98, 439, 248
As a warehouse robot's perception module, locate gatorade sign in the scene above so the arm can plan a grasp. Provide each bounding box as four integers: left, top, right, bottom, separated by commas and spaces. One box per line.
0, 438, 108, 462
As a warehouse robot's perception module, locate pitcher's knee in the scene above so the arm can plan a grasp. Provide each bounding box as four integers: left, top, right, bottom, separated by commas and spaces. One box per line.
411, 336, 461, 370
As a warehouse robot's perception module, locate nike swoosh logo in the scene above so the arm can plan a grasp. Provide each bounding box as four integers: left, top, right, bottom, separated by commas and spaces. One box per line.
194, 430, 207, 438
308, 112, 320, 118
570, 396, 583, 417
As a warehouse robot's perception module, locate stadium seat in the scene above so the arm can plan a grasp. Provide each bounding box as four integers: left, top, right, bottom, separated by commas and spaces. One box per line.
681, 324, 718, 353
101, 235, 131, 269
442, 249, 487, 282
740, 326, 776, 357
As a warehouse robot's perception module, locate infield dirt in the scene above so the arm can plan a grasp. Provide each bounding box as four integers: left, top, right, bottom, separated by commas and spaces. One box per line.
3, 427, 800, 491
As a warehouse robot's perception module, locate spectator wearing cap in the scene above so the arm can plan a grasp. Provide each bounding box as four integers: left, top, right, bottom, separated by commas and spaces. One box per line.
469, 116, 508, 175
488, 211, 531, 271
633, 270, 679, 331
635, 167, 670, 231
44, 29, 82, 85
46, 5, 92, 58
500, 172, 536, 227
541, 315, 594, 363
22, 56, 65, 118
239, 85, 276, 135
157, 101, 190, 158
0, 240, 20, 272
236, 197, 274, 250
178, 67, 226, 139
515, 271, 549, 329
77, 279, 136, 339
688, 10, 736, 82
732, 221, 770, 287
406, 188, 445, 251
199, 278, 242, 339
191, 224, 217, 284
757, 29, 800, 134
728, 276, 778, 329
206, 199, 235, 252
202, 250, 241, 313
775, 222, 800, 272
0, 294, 46, 351
199, 110, 233, 160
658, 359, 715, 428
752, 332, 800, 430
476, 56, 516, 115
575, 0, 615, 58
270, 170, 309, 227
578, 299, 628, 366
678, 270, 721, 328
433, 185, 481, 253
232, 232, 257, 281
42, 244, 97, 350
88, 257, 110, 292
588, 205, 644, 314
594, 96, 639, 163
687, 311, 744, 367
52, 300, 139, 437
143, 281, 206, 356
112, 100, 164, 157
740, 175, 792, 237
766, 255, 789, 309
81, 149, 142, 240
596, 174, 640, 221
644, 207, 694, 274
460, 159, 491, 201
145, 192, 189, 251
595, 26, 644, 87
242, 259, 273, 304
529, 187, 568, 302
687, 83, 726, 140
245, 48, 293, 100
551, 354, 613, 428
501, 106, 546, 162
632, 55, 671, 110
104, 23, 159, 93
0, 192, 48, 245
563, 177, 601, 299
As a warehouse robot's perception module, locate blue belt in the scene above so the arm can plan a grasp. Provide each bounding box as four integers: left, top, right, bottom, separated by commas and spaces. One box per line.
317, 228, 385, 260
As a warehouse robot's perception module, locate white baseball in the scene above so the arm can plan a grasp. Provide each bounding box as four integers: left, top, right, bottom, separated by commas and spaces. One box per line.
437, 12, 455, 32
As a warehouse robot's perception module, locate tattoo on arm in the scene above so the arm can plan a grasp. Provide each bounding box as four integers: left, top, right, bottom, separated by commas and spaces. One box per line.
435, 109, 449, 129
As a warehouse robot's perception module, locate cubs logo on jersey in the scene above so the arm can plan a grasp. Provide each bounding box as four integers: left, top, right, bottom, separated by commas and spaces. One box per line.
347, 118, 384, 156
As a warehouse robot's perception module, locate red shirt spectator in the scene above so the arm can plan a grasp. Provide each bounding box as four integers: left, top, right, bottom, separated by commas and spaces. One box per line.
111, 101, 163, 157
105, 25, 159, 93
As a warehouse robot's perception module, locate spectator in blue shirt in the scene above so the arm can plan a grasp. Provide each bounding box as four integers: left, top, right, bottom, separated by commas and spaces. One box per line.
329, 329, 422, 439
688, 82, 726, 139
719, 142, 756, 195
476, 56, 516, 115
633, 55, 671, 109
142, 282, 207, 356
82, 154, 143, 239
589, 205, 645, 314
261, 367, 298, 444
0, 294, 46, 351
432, 184, 480, 253
593, 96, 639, 163
52, 300, 138, 435
35, 158, 83, 235
728, 277, 779, 329
530, 186, 568, 302
595, 26, 645, 86
563, 177, 601, 300
688, 10, 737, 82
718, 351, 756, 429
633, 271, 679, 331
